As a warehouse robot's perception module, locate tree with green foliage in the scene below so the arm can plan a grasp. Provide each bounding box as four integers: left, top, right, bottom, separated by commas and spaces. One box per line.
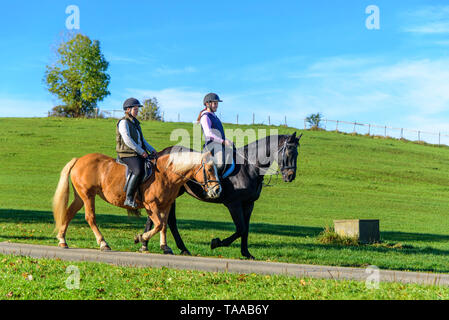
44, 33, 110, 118
306, 112, 323, 130
138, 97, 163, 121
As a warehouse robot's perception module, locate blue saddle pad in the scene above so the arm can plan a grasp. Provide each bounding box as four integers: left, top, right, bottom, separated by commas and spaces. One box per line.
222, 156, 235, 179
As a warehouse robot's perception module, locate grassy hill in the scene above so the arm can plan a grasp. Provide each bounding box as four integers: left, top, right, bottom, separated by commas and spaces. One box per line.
1, 117, 449, 273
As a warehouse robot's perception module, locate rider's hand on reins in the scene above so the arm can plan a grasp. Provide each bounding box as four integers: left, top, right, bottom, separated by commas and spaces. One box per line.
223, 139, 233, 147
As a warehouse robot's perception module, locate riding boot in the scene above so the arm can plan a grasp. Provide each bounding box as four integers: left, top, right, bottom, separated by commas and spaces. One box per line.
124, 173, 140, 209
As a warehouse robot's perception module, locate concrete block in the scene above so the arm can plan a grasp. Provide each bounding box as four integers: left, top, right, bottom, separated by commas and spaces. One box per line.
333, 219, 380, 244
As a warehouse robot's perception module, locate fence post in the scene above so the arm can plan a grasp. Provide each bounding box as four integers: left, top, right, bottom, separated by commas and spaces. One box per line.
336, 120, 339, 132
268, 116, 270, 126
236, 114, 239, 125
368, 124, 371, 136
418, 131, 421, 142
284, 116, 287, 127
401, 128, 403, 139
252, 113, 255, 125
384, 126, 387, 137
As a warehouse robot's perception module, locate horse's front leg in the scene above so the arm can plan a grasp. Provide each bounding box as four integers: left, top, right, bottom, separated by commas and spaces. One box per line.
139, 216, 152, 252
159, 209, 173, 255
141, 202, 190, 255
167, 202, 191, 255
241, 201, 255, 259
134, 203, 163, 246
134, 203, 173, 255
211, 202, 253, 259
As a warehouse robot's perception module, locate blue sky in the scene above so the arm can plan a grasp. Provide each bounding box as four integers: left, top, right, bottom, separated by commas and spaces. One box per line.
1, 0, 449, 134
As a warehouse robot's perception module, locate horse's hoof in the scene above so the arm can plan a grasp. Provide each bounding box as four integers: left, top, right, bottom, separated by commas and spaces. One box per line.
58, 243, 69, 249
134, 234, 143, 244
180, 250, 191, 256
242, 253, 255, 260
100, 242, 111, 251
139, 246, 149, 253
162, 247, 174, 255
211, 238, 221, 250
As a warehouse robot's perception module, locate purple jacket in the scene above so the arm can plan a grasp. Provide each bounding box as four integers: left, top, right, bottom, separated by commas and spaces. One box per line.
200, 111, 225, 145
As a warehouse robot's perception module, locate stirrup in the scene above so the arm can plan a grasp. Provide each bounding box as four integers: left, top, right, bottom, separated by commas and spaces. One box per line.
124, 198, 138, 209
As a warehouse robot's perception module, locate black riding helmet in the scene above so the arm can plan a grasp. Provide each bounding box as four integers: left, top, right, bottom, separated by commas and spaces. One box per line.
123, 97, 143, 110
203, 93, 223, 106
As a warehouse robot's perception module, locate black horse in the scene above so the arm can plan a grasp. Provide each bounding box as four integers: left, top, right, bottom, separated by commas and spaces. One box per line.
136, 132, 302, 259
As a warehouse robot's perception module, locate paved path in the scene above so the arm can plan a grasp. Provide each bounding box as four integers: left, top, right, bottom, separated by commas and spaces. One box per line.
1, 241, 448, 286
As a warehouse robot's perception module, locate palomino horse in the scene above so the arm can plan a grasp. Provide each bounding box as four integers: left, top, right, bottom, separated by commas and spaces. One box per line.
52, 148, 221, 253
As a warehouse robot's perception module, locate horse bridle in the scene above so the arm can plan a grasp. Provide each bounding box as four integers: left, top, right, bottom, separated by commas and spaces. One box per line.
172, 158, 221, 190
278, 139, 299, 172
195, 159, 221, 189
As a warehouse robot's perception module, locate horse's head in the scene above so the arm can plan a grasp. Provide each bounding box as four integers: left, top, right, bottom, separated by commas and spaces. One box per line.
278, 132, 302, 182
194, 152, 222, 199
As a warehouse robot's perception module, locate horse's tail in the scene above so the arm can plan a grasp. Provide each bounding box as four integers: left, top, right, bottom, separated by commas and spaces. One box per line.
52, 158, 79, 233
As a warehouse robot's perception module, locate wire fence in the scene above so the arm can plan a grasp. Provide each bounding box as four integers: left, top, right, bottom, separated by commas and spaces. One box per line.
100, 110, 449, 147
319, 119, 449, 147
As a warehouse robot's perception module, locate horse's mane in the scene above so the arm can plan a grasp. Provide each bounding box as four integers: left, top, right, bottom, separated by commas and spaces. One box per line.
161, 146, 204, 174
157, 145, 195, 155
240, 134, 288, 155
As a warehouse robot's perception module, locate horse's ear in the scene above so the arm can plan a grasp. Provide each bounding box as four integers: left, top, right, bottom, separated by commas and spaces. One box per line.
288, 132, 297, 142
297, 133, 303, 142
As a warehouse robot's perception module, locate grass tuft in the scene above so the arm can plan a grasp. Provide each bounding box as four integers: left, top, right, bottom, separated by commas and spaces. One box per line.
317, 226, 359, 246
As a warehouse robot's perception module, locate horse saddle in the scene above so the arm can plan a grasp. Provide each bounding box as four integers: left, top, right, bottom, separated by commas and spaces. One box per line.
116, 156, 154, 195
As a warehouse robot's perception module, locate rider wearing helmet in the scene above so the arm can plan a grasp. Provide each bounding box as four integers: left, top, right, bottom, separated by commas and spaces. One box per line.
197, 93, 233, 177
116, 97, 156, 209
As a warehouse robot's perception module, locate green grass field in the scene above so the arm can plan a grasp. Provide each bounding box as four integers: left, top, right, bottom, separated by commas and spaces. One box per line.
2, 253, 449, 300
1, 117, 449, 299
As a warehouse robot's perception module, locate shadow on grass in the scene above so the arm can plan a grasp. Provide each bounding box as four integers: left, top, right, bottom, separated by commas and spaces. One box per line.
2, 208, 449, 242
381, 230, 449, 243
177, 219, 322, 238
2, 208, 449, 251
0, 208, 144, 229
0, 235, 55, 241
0, 208, 322, 238
175, 219, 449, 245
